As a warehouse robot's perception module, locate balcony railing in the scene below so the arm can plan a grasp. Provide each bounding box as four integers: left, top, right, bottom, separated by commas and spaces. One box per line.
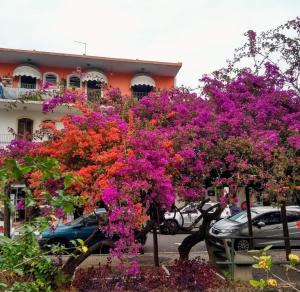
0, 133, 15, 148
132, 91, 149, 100
87, 89, 102, 102
1, 87, 56, 101
20, 83, 37, 89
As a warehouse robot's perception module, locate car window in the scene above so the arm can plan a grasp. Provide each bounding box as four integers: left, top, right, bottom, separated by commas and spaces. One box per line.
287, 211, 300, 223
202, 203, 214, 211
258, 212, 281, 225
229, 210, 258, 223
85, 214, 99, 226
182, 205, 197, 213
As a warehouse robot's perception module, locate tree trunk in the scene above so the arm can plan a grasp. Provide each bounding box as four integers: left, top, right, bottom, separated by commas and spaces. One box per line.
4, 185, 11, 238
179, 204, 224, 260
62, 239, 114, 277
178, 222, 207, 260
61, 220, 154, 278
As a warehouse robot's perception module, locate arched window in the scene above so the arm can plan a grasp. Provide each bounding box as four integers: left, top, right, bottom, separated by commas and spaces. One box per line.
17, 118, 33, 141
68, 75, 81, 88
131, 74, 155, 100
44, 73, 58, 87
20, 76, 37, 89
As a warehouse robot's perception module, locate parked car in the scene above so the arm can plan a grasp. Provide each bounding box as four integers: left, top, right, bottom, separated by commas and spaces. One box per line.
38, 208, 116, 253
160, 202, 231, 234
209, 206, 300, 251
38, 208, 147, 253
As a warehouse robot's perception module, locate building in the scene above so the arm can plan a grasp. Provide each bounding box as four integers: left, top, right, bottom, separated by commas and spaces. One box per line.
0, 47, 181, 147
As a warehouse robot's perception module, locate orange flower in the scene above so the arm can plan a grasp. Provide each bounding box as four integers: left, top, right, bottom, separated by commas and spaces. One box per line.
174, 153, 183, 162
162, 140, 173, 149
149, 119, 158, 126
166, 111, 176, 118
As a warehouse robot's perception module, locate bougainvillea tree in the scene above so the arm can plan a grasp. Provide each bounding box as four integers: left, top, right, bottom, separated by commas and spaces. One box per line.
0, 18, 299, 284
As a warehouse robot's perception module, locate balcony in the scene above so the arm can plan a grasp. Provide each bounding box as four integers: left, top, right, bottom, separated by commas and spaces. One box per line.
87, 89, 102, 102
0, 133, 15, 148
1, 87, 56, 101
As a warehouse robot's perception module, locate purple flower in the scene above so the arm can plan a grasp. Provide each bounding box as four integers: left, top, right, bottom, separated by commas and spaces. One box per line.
247, 30, 256, 56
54, 207, 65, 219
16, 199, 25, 210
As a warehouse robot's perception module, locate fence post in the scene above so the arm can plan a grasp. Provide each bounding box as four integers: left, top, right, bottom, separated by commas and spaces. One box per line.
281, 201, 291, 260
245, 186, 254, 249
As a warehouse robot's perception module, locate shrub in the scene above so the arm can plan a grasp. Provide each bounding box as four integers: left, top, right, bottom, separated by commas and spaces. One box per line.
72, 257, 224, 292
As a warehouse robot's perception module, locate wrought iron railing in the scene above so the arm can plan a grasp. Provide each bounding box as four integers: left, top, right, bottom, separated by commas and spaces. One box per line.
0, 133, 15, 147
132, 91, 149, 100
87, 89, 102, 102
20, 83, 36, 89
1, 87, 56, 101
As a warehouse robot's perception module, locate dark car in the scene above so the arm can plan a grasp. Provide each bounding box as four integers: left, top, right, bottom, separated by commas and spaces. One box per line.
38, 208, 116, 253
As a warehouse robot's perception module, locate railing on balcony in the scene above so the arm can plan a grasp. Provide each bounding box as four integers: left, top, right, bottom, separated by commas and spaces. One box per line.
132, 91, 149, 100
20, 83, 37, 89
87, 89, 102, 102
1, 87, 56, 101
0, 133, 15, 148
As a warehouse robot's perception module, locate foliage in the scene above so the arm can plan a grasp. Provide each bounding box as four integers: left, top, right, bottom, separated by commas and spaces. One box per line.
0, 223, 65, 292
72, 257, 224, 292
249, 245, 300, 290
0, 156, 80, 290
0, 17, 299, 286
215, 17, 300, 94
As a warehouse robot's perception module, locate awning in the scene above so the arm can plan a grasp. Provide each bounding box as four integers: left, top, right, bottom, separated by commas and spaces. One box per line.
13, 65, 42, 80
131, 74, 156, 87
81, 70, 108, 83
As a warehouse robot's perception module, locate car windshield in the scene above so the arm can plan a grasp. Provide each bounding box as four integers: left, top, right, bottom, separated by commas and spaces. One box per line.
65, 215, 89, 226
228, 210, 259, 223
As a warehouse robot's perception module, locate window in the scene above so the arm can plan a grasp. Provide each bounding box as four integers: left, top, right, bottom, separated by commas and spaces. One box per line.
17, 118, 33, 140
257, 212, 281, 225
132, 85, 153, 100
287, 211, 300, 222
20, 76, 36, 89
68, 75, 81, 88
87, 80, 102, 102
44, 73, 58, 87
229, 210, 259, 223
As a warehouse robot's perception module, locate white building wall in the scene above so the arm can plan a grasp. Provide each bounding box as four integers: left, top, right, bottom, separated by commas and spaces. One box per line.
0, 102, 73, 147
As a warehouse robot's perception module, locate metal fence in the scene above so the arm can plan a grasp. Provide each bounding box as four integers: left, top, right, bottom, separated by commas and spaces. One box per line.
0, 133, 14, 147
209, 235, 300, 280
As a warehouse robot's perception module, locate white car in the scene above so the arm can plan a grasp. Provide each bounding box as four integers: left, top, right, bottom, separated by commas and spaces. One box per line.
161, 202, 231, 234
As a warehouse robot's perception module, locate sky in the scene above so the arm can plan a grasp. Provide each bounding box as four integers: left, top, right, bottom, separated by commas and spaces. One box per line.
0, 0, 299, 89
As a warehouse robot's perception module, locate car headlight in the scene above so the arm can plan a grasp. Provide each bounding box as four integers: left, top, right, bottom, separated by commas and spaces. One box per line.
220, 228, 238, 233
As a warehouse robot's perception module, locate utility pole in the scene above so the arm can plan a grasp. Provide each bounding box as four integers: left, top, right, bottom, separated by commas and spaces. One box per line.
74, 41, 87, 55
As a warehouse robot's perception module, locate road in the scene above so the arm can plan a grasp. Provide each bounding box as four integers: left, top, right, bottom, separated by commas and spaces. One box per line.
143, 232, 206, 254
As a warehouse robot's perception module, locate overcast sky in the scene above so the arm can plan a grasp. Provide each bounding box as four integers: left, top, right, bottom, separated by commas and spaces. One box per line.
0, 0, 299, 89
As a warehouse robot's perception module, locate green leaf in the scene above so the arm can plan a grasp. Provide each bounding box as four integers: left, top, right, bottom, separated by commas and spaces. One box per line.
252, 264, 260, 269
63, 174, 74, 188
248, 249, 260, 255
77, 239, 84, 246
263, 244, 273, 252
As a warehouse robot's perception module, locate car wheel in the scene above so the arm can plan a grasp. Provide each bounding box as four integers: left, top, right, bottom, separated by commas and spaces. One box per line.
160, 224, 171, 235
235, 239, 250, 251
166, 219, 179, 234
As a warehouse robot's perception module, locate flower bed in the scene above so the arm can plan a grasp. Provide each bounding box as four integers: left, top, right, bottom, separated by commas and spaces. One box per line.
72, 258, 230, 291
